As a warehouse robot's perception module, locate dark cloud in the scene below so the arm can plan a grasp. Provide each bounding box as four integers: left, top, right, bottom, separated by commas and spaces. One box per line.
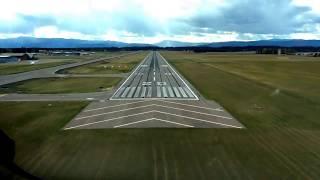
0, 14, 56, 33
183, 0, 318, 35
47, 10, 161, 37
0, 0, 318, 40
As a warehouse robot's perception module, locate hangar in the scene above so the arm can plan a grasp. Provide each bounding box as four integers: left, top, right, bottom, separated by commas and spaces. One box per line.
0, 53, 37, 63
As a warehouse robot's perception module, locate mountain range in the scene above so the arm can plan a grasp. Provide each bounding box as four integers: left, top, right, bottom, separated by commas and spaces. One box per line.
0, 37, 320, 48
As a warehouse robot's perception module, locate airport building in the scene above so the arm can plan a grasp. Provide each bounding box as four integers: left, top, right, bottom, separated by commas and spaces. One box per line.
49, 51, 89, 56
0, 53, 37, 63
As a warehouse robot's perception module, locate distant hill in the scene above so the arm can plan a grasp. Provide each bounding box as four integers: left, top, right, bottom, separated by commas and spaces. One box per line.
0, 37, 153, 48
0, 37, 320, 48
204, 39, 320, 48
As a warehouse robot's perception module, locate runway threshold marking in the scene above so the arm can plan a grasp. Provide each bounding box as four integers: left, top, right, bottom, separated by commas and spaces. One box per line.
114, 118, 194, 128
158, 53, 199, 100
110, 53, 150, 100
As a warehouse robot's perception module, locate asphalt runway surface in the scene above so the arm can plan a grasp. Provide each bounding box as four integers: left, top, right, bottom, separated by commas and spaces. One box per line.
110, 51, 198, 100
0, 92, 112, 101
65, 51, 245, 129
64, 99, 244, 129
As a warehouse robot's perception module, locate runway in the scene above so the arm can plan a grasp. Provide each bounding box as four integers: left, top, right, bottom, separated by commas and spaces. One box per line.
64, 51, 245, 129
110, 51, 198, 100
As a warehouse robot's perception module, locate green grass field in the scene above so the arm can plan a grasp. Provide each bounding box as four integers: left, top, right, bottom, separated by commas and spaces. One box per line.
61, 52, 148, 74
0, 77, 121, 94
0, 62, 70, 75
0, 51, 127, 75
1, 52, 320, 179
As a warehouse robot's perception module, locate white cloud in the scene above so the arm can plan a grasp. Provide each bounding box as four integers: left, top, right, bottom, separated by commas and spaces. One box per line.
33, 26, 96, 40
293, 0, 320, 14
0, 0, 319, 42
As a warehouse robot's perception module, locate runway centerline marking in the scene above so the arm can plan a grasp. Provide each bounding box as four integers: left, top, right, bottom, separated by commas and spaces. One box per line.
110, 51, 198, 100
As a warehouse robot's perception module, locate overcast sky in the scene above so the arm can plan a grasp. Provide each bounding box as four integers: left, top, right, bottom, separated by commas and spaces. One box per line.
0, 0, 319, 43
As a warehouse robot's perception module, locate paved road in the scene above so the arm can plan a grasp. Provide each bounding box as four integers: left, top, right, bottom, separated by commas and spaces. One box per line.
0, 92, 111, 101
0, 52, 137, 86
111, 51, 198, 100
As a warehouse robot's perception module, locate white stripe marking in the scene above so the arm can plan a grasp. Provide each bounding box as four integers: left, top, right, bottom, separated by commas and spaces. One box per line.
77, 104, 154, 120
178, 87, 188, 98
110, 52, 151, 100
154, 104, 232, 119
114, 118, 154, 128
162, 87, 168, 98
153, 110, 242, 128
65, 111, 154, 130
156, 100, 224, 112
114, 118, 194, 128
79, 104, 231, 121
153, 118, 194, 127
84, 100, 148, 112
158, 52, 199, 100
65, 110, 241, 130
121, 87, 131, 98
